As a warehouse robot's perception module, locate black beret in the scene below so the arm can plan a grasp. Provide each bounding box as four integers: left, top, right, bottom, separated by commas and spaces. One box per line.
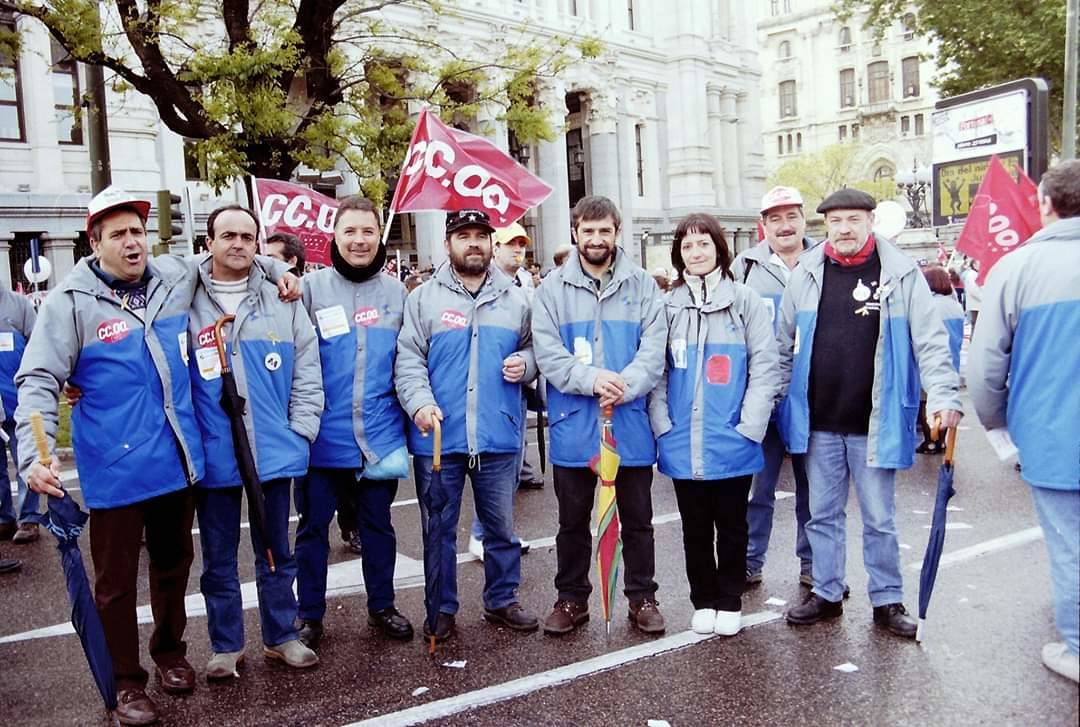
816, 188, 877, 214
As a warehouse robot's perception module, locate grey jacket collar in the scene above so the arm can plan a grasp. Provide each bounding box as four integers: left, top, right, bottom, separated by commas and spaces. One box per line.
667, 275, 736, 313
742, 236, 815, 265
1026, 215, 1080, 244
432, 260, 513, 304
802, 235, 917, 291
560, 246, 638, 296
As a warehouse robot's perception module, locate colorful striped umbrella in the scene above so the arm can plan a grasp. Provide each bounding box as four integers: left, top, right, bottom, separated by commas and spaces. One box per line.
592, 405, 622, 635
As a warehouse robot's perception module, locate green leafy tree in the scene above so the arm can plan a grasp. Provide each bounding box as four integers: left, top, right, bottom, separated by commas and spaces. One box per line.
836, 0, 1071, 150
768, 143, 897, 214
0, 1, 599, 197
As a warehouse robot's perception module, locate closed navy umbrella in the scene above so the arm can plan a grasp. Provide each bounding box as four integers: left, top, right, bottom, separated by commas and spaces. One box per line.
917, 423, 958, 642
419, 417, 447, 654
29, 413, 117, 717
213, 315, 276, 571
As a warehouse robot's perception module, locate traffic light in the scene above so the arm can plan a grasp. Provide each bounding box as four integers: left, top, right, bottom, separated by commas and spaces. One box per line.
156, 189, 184, 242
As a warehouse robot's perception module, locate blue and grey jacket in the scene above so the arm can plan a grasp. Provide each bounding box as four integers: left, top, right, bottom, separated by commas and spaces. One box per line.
732, 237, 816, 333
188, 258, 322, 488
396, 262, 535, 457
0, 289, 35, 422
776, 237, 961, 469
14, 256, 205, 508
648, 273, 780, 480
931, 292, 965, 371
532, 248, 667, 468
968, 216, 1080, 490
302, 268, 407, 469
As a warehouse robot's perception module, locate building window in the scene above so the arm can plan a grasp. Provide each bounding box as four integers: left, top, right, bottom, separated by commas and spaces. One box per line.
770, 0, 780, 15
0, 22, 26, 142
786, 133, 793, 154
900, 115, 910, 135
627, 0, 636, 30
778, 135, 784, 155
874, 163, 895, 181
867, 61, 890, 103
915, 113, 925, 136
51, 39, 82, 145
779, 80, 797, 118
839, 125, 847, 141
852, 123, 860, 140
902, 12, 917, 40
796, 132, 802, 152
569, 0, 579, 16
839, 69, 855, 108
839, 26, 852, 50
634, 123, 645, 196
902, 56, 920, 97
779, 40, 792, 59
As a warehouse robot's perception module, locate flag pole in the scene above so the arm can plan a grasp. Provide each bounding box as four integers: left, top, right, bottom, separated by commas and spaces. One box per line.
250, 175, 267, 253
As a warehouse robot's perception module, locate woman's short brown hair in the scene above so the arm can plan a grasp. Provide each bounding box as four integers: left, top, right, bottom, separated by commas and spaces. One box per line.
670, 213, 733, 285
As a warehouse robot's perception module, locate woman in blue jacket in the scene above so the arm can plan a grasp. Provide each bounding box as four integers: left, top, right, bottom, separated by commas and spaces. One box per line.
649, 213, 780, 636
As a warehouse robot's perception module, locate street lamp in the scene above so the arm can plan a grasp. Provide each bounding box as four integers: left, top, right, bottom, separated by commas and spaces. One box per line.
896, 160, 932, 228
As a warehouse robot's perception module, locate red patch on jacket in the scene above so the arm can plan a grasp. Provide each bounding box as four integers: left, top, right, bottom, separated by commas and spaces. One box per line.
96, 319, 131, 344
705, 354, 731, 385
196, 325, 218, 348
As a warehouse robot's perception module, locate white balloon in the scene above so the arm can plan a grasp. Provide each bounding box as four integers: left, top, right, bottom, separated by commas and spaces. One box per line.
873, 200, 907, 240
24, 256, 52, 284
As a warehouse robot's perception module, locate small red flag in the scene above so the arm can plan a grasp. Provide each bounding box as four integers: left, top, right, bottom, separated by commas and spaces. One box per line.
954, 155, 1042, 285
936, 240, 949, 266
389, 108, 553, 226
254, 178, 339, 267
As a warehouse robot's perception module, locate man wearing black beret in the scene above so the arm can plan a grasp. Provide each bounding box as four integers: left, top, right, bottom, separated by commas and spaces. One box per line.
774, 187, 963, 638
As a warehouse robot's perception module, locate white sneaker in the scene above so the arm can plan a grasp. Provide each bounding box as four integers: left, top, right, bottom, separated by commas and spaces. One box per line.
206, 651, 244, 680
690, 608, 716, 634
1042, 642, 1080, 683
468, 535, 484, 561
714, 610, 742, 636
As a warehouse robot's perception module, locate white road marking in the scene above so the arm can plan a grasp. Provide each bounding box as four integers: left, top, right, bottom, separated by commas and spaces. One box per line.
342, 611, 782, 727
906, 526, 1043, 571
921, 522, 973, 531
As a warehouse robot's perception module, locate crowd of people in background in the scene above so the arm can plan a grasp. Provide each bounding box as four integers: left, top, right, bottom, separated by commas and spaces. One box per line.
1, 159, 1077, 726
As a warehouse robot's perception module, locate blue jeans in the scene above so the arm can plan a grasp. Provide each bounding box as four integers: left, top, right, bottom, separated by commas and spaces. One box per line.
295, 469, 399, 620
471, 400, 529, 540
196, 480, 299, 652
414, 452, 520, 612
805, 431, 903, 606
1029, 486, 1080, 654
746, 421, 810, 575
0, 419, 38, 525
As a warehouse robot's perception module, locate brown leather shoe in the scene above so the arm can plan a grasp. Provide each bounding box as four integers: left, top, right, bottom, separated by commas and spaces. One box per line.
542, 599, 589, 635
0, 521, 15, 541
11, 523, 39, 543
628, 598, 666, 634
155, 659, 195, 694
115, 688, 159, 726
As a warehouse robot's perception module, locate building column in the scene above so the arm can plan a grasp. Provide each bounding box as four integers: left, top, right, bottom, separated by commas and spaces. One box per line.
18, 17, 64, 195
413, 212, 446, 270
615, 82, 639, 265
707, 84, 728, 208
587, 89, 620, 205
736, 91, 766, 209
536, 82, 571, 268
42, 234, 77, 285
0, 234, 12, 291
719, 89, 741, 208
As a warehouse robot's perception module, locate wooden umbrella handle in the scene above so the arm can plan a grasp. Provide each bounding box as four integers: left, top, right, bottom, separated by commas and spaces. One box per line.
29, 412, 52, 467
944, 425, 958, 467
432, 416, 441, 472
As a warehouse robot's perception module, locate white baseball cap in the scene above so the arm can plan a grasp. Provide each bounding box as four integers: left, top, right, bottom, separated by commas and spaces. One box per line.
85, 185, 151, 233
760, 186, 804, 215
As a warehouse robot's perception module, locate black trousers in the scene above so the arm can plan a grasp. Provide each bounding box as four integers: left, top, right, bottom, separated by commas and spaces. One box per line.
89, 487, 195, 690
672, 476, 753, 612
552, 465, 657, 604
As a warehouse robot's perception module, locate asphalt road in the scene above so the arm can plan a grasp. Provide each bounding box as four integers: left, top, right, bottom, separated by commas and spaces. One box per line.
0, 394, 1077, 726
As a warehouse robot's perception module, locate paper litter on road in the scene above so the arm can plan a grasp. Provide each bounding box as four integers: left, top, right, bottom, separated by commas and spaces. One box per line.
923, 522, 972, 530
411, 687, 429, 697
958, 597, 969, 604
946, 505, 963, 512
833, 662, 859, 673
984, 428, 1019, 461
764, 597, 787, 607
899, 543, 911, 550
913, 509, 929, 515
647, 721, 671, 727
441, 660, 467, 669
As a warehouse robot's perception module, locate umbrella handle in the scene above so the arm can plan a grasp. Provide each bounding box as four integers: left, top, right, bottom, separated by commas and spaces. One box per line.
601, 404, 614, 421
214, 315, 236, 372
30, 411, 52, 467
431, 416, 441, 472
944, 425, 958, 467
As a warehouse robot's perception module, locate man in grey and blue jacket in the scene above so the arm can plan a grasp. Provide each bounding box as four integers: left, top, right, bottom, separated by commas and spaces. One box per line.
777, 188, 962, 639
186, 205, 323, 678
734, 185, 816, 590
0, 285, 38, 544
532, 195, 668, 636
295, 195, 414, 649
968, 160, 1080, 683
396, 209, 539, 643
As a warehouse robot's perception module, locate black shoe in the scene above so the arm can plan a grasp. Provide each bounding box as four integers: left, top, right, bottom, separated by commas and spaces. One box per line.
873, 602, 917, 638
484, 603, 539, 632
345, 532, 363, 556
368, 607, 414, 640
519, 479, 544, 490
799, 578, 851, 599
298, 619, 324, 650
786, 593, 843, 625
0, 522, 14, 541
422, 613, 455, 643
0, 556, 21, 574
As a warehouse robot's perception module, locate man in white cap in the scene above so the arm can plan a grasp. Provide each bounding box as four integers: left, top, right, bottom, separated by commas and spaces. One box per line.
734, 186, 816, 590
16, 187, 297, 725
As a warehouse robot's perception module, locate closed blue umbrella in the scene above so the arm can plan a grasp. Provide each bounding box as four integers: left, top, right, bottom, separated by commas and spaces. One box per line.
419, 417, 447, 654
917, 424, 958, 642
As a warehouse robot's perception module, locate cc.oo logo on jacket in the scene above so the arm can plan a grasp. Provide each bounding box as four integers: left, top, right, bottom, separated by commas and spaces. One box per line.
96, 318, 131, 344
354, 307, 380, 327
197, 325, 218, 348
440, 310, 468, 330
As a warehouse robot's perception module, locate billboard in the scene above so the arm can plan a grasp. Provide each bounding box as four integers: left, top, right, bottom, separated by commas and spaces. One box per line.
931, 79, 1049, 226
